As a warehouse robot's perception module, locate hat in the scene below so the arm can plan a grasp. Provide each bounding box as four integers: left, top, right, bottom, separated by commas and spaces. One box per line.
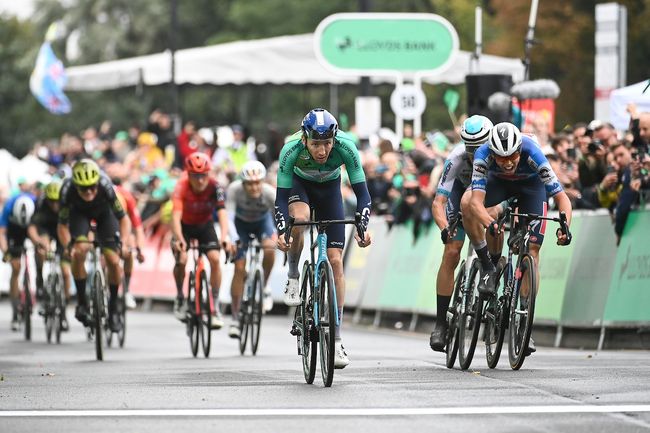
115, 130, 129, 141
588, 120, 604, 131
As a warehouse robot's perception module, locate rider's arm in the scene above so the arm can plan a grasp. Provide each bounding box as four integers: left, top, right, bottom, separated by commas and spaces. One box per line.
274, 137, 303, 233
0, 201, 10, 253
469, 145, 495, 228
0, 226, 7, 254
171, 182, 185, 242
26, 224, 41, 247
214, 185, 230, 244
432, 194, 449, 231
57, 223, 71, 250
338, 134, 371, 230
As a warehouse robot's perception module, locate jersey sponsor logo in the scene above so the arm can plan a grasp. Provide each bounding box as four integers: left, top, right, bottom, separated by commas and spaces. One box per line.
440, 161, 452, 184
538, 166, 553, 182
474, 164, 487, 175
527, 156, 539, 171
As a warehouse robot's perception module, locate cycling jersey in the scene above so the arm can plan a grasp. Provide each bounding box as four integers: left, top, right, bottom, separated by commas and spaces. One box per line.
274, 130, 371, 235
0, 193, 37, 228
226, 179, 275, 223
436, 143, 474, 197
115, 185, 142, 229
30, 197, 58, 237
471, 136, 563, 197
171, 172, 225, 226
59, 176, 126, 224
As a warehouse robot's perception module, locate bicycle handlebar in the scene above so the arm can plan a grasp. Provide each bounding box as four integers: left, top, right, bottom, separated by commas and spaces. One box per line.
283, 212, 366, 246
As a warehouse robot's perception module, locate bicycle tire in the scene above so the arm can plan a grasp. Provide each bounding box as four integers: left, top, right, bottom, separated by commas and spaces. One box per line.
485, 258, 508, 368
250, 269, 263, 355
458, 259, 483, 370
23, 269, 32, 342
445, 261, 465, 369
93, 271, 104, 361
118, 293, 126, 348
199, 270, 212, 358
44, 273, 57, 344
299, 260, 316, 384
508, 254, 537, 370
187, 271, 199, 357
318, 261, 336, 387
238, 298, 249, 355
54, 276, 63, 345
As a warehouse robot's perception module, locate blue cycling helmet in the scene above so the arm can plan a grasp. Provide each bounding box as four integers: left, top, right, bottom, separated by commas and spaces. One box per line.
301, 108, 338, 140
461, 115, 493, 151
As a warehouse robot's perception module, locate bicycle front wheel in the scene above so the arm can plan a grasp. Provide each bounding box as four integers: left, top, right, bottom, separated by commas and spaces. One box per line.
318, 262, 336, 387
238, 294, 249, 355
187, 271, 199, 357
446, 261, 465, 369
299, 260, 316, 384
199, 270, 212, 358
118, 292, 126, 348
485, 258, 508, 369
250, 269, 264, 355
508, 254, 537, 370
93, 271, 105, 361
458, 259, 483, 370
54, 276, 64, 345
44, 273, 57, 344
23, 269, 32, 342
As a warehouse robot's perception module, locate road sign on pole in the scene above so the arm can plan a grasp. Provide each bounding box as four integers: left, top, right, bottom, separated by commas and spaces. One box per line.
390, 85, 427, 120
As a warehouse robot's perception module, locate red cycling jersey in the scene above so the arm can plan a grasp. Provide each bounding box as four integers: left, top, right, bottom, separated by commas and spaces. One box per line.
172, 173, 225, 225
114, 185, 142, 229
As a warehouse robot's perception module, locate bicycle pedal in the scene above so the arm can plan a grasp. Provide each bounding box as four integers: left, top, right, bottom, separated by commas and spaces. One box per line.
290, 326, 301, 336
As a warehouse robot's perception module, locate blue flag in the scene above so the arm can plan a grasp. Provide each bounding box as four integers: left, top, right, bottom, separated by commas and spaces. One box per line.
29, 42, 71, 115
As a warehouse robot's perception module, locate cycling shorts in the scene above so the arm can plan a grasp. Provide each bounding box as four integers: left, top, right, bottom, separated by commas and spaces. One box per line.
234, 214, 275, 261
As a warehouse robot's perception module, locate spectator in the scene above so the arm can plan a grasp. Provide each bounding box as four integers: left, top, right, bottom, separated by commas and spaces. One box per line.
578, 124, 607, 207
175, 121, 198, 168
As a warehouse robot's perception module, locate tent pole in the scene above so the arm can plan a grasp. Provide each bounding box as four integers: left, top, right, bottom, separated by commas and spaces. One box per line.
329, 84, 339, 118
169, 0, 180, 132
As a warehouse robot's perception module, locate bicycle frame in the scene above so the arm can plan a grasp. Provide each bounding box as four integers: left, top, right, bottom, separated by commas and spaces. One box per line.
309, 227, 338, 328
244, 236, 263, 297
188, 244, 214, 314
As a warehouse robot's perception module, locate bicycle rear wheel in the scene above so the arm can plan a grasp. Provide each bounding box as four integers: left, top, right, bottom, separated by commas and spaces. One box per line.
199, 270, 212, 358
23, 269, 32, 342
187, 271, 199, 357
44, 274, 57, 343
299, 261, 317, 384
93, 271, 105, 361
458, 259, 483, 370
250, 269, 263, 355
318, 262, 336, 387
118, 293, 126, 348
445, 261, 465, 369
238, 295, 249, 355
508, 254, 537, 370
54, 277, 64, 345
485, 258, 508, 369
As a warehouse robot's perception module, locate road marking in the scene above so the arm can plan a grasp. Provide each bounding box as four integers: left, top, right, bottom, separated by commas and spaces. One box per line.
3, 405, 650, 417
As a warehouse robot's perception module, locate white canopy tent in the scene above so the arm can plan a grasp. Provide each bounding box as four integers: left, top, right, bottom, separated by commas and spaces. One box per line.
64, 33, 525, 91
609, 80, 650, 131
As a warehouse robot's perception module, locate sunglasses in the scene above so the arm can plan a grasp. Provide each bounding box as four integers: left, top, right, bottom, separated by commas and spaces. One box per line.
77, 184, 98, 193
189, 173, 208, 179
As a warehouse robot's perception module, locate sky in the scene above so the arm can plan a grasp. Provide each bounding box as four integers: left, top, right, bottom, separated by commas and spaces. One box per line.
0, 0, 35, 19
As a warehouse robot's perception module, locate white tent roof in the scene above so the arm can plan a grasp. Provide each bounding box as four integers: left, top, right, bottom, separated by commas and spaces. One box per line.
65, 33, 525, 91
609, 80, 650, 130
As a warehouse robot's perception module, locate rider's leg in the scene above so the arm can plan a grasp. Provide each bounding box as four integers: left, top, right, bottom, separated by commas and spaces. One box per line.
231, 258, 246, 321
206, 249, 222, 302
461, 191, 493, 272
287, 202, 309, 279
173, 250, 187, 300
436, 240, 463, 325
34, 237, 47, 295
9, 257, 21, 319
123, 249, 133, 293
61, 261, 72, 300
71, 243, 91, 306
103, 248, 121, 314
261, 238, 276, 284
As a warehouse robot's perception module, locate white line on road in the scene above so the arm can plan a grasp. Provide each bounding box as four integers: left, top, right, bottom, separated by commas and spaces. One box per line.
2, 405, 650, 417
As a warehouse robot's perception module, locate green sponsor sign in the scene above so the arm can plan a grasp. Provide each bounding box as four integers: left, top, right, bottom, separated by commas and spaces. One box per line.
315, 13, 459, 75
603, 211, 650, 323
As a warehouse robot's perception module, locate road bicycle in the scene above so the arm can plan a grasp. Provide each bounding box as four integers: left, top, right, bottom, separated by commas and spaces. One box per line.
40, 241, 66, 344
238, 234, 264, 356
16, 247, 34, 341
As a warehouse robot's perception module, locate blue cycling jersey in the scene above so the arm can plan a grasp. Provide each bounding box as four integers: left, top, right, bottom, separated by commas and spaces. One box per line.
471, 136, 563, 197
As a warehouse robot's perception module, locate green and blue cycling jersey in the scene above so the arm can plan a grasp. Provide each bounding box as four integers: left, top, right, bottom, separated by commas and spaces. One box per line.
274, 130, 371, 234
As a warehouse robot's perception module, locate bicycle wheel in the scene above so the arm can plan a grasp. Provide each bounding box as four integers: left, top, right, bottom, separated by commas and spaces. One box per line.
445, 261, 465, 369
93, 271, 105, 361
458, 259, 483, 370
238, 295, 249, 355
508, 254, 537, 370
199, 270, 212, 358
118, 292, 126, 348
187, 271, 199, 357
54, 276, 64, 345
250, 269, 263, 355
485, 258, 508, 369
317, 262, 336, 387
44, 273, 57, 344
299, 260, 317, 384
23, 269, 32, 341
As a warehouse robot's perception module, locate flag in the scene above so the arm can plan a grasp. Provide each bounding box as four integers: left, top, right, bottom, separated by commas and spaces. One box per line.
29, 42, 71, 115
443, 89, 460, 113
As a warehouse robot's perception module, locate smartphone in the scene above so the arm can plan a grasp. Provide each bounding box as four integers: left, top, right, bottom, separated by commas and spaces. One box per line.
606, 165, 616, 174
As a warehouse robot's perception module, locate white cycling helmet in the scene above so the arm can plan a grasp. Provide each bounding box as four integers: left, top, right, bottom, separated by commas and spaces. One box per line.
12, 195, 35, 227
489, 122, 522, 157
240, 160, 267, 182
460, 115, 493, 151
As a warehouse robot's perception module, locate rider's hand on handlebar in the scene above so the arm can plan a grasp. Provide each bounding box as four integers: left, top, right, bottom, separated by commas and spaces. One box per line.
136, 248, 145, 263
355, 230, 372, 248
487, 220, 502, 237
556, 227, 572, 246
277, 232, 292, 252
174, 239, 187, 253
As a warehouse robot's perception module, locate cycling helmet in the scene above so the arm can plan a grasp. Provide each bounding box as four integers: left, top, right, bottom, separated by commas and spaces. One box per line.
44, 180, 62, 201
185, 151, 211, 174
461, 115, 493, 151
240, 160, 266, 182
72, 159, 100, 186
489, 122, 522, 157
301, 108, 338, 140
12, 195, 35, 227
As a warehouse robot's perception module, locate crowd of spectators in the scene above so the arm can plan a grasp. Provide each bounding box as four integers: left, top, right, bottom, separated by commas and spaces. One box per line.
1, 104, 649, 247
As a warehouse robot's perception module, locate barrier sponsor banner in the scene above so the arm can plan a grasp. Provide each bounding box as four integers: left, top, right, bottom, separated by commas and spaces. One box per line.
603, 211, 650, 323
560, 212, 616, 326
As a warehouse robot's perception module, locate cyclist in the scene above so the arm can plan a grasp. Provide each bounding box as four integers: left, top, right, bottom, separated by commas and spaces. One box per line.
0, 192, 37, 331
27, 180, 72, 331
464, 122, 573, 354
57, 159, 131, 332
171, 152, 234, 329
275, 108, 372, 369
429, 115, 495, 351
225, 160, 276, 338
113, 179, 146, 309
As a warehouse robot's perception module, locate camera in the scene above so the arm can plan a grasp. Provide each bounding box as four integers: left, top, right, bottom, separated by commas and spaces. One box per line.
587, 139, 602, 154
606, 165, 616, 174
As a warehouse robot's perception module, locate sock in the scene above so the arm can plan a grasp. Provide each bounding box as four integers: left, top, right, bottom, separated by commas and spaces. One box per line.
436, 295, 451, 326
75, 279, 87, 306
231, 296, 240, 322
490, 253, 502, 268
109, 284, 119, 311
474, 244, 495, 273
212, 286, 220, 311
174, 264, 184, 300
123, 274, 131, 293
287, 251, 300, 279
335, 307, 343, 339
11, 298, 20, 319
36, 268, 43, 289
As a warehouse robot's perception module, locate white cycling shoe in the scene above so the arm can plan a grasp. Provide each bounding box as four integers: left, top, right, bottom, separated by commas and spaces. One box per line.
125, 292, 137, 310
263, 287, 274, 313
334, 341, 350, 369
283, 278, 300, 306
